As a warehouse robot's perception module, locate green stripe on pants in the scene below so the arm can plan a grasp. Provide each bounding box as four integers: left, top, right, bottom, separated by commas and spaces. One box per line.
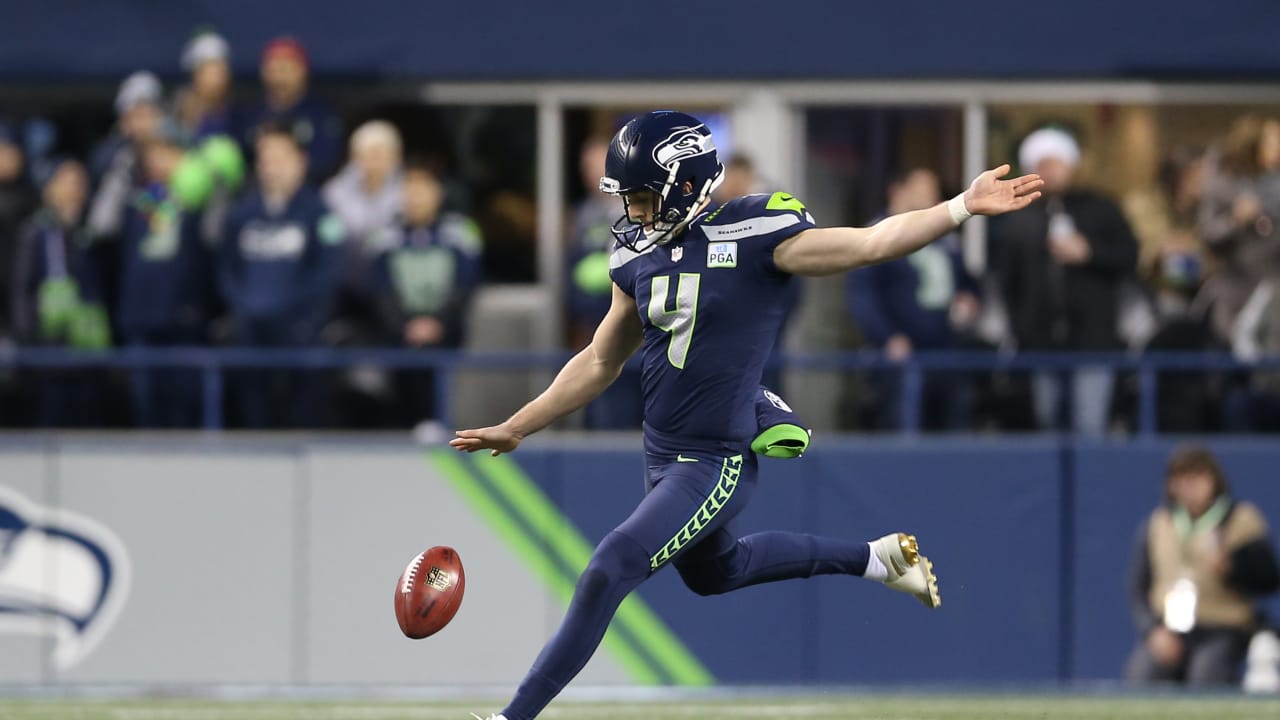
649, 454, 743, 570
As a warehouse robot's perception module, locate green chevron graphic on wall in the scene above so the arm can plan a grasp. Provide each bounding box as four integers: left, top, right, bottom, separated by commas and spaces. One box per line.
428, 449, 714, 686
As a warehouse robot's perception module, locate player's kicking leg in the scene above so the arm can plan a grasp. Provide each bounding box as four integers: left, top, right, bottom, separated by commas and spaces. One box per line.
869, 532, 942, 608
670, 524, 942, 609
471, 534, 942, 720
476, 452, 759, 720
740, 386, 942, 608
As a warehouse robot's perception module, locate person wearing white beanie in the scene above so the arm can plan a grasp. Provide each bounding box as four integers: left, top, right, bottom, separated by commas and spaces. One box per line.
175, 30, 233, 143
87, 71, 167, 238
995, 125, 1139, 435
114, 71, 163, 118
1019, 127, 1081, 178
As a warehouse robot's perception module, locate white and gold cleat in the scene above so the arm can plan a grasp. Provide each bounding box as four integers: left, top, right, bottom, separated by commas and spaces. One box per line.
870, 532, 941, 609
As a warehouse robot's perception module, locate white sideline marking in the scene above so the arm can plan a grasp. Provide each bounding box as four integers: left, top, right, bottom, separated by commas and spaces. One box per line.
4, 698, 1280, 720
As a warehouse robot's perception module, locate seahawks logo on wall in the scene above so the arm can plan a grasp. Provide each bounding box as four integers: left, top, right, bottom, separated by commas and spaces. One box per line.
0, 486, 131, 669
652, 125, 716, 169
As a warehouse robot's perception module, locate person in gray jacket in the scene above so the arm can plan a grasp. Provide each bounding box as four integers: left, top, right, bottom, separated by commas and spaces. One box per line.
1197, 115, 1280, 343
322, 120, 405, 345
1199, 116, 1280, 430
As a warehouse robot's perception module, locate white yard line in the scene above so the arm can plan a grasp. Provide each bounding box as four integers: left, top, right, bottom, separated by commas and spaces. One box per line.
2, 698, 1279, 720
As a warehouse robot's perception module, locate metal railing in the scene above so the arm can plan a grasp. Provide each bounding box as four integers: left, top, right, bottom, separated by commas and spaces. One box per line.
4, 347, 1279, 434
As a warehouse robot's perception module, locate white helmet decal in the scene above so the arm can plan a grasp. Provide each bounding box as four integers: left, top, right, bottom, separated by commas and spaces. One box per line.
652, 125, 716, 169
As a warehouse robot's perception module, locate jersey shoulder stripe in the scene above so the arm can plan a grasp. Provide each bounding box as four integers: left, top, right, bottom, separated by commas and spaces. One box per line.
609, 238, 658, 270
704, 212, 800, 241
703, 191, 811, 223
700, 191, 813, 241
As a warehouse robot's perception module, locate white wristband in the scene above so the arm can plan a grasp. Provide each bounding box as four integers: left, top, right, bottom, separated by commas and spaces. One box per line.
947, 193, 972, 226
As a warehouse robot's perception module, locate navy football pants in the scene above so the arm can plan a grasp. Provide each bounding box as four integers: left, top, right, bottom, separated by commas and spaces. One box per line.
503, 451, 870, 720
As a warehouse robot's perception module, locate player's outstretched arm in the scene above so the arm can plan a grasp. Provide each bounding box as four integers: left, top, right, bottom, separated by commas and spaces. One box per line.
449, 283, 643, 456
773, 165, 1043, 277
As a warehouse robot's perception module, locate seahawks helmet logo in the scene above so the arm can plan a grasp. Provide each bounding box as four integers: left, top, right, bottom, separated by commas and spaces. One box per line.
0, 486, 131, 669
652, 126, 716, 169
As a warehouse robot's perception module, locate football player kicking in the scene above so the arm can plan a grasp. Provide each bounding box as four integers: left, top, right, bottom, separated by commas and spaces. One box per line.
451, 110, 1042, 720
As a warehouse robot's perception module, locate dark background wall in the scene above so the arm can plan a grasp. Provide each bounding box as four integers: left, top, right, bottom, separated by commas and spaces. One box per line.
6, 0, 1280, 81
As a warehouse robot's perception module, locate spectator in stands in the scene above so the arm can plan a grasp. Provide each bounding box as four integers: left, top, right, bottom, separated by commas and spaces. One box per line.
87, 72, 168, 321
712, 153, 760, 205
995, 127, 1139, 435
375, 160, 482, 424
1198, 117, 1280, 432
565, 136, 641, 428
219, 123, 343, 428
323, 120, 405, 318
1123, 147, 1209, 317
1228, 276, 1280, 431
325, 120, 404, 256
174, 30, 233, 143
10, 159, 109, 426
847, 168, 980, 430
0, 121, 38, 425
88, 72, 164, 235
1127, 445, 1280, 686
117, 130, 218, 428
1133, 148, 1222, 433
0, 121, 38, 343
321, 121, 409, 423
238, 37, 342, 184
1198, 116, 1280, 345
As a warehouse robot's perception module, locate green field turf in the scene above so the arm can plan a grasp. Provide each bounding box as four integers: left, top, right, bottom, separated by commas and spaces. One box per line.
2, 696, 1279, 720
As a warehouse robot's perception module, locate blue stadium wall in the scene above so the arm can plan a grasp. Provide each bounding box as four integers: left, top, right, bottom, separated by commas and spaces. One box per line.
502, 438, 1280, 685
2, 436, 1278, 686
6, 0, 1280, 80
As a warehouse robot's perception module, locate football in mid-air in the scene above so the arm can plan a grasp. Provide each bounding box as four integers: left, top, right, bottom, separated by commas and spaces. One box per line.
394, 546, 465, 639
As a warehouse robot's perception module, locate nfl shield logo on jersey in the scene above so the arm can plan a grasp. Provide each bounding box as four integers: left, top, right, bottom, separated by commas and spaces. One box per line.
671, 246, 683, 262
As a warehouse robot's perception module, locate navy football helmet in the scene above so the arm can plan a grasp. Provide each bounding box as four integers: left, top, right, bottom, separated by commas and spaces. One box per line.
600, 110, 724, 252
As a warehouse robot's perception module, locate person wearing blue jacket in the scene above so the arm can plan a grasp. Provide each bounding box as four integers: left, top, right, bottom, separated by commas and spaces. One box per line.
236, 37, 342, 184
117, 133, 217, 428
220, 123, 343, 427
373, 161, 482, 425
10, 159, 110, 427
846, 169, 980, 430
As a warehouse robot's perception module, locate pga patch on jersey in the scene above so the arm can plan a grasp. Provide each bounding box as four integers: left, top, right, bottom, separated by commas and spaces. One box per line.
707, 241, 738, 268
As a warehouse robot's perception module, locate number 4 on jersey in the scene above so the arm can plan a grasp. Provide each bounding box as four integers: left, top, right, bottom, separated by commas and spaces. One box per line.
648, 273, 701, 369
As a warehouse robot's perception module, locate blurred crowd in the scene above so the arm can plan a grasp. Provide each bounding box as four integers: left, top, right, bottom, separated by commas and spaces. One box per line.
0, 31, 483, 429
991, 118, 1280, 435
1, 40, 1278, 432
568, 119, 1280, 435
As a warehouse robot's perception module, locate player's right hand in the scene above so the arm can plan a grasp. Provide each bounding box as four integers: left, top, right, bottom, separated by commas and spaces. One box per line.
449, 424, 523, 456
963, 164, 1043, 217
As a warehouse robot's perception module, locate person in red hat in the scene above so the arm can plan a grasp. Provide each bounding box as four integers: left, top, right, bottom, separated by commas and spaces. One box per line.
236, 36, 342, 184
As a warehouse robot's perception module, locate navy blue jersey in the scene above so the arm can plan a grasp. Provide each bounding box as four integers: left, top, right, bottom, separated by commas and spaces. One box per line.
608, 192, 814, 452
